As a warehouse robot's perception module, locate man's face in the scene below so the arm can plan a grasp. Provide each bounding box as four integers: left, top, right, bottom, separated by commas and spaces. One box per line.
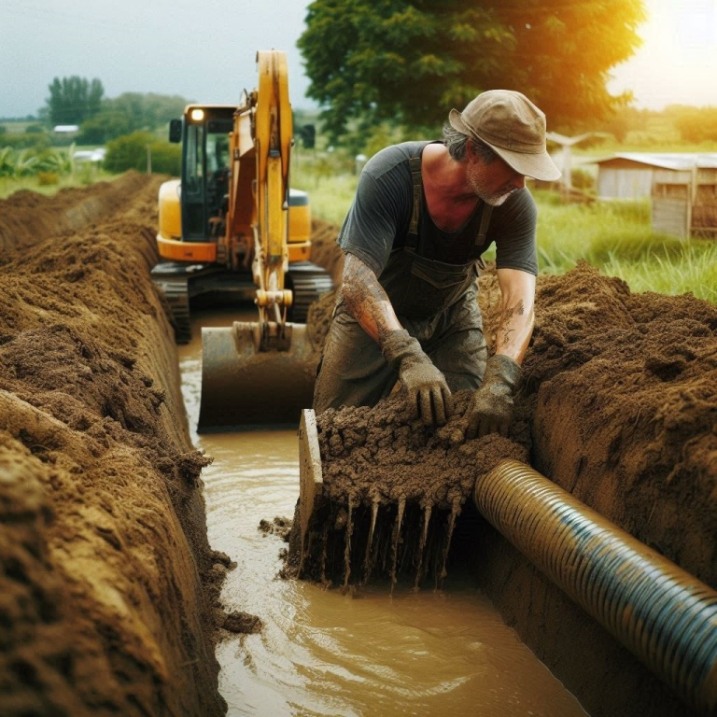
466, 150, 526, 206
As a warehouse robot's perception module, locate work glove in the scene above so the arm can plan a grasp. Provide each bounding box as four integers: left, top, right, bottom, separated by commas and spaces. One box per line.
464, 354, 522, 439
382, 329, 452, 427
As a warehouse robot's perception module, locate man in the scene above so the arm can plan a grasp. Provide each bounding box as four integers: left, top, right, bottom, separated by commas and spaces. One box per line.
313, 90, 560, 439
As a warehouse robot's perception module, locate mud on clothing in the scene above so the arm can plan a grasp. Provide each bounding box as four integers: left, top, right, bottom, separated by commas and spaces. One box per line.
313, 140, 538, 414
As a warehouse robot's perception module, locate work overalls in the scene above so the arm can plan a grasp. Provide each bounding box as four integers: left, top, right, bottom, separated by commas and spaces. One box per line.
313, 154, 492, 414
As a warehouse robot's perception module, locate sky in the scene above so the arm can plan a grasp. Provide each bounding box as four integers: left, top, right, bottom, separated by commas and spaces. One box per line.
2, 0, 717, 120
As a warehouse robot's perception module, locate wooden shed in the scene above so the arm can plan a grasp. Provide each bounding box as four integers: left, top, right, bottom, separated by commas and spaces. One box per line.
652, 155, 717, 239
592, 153, 717, 239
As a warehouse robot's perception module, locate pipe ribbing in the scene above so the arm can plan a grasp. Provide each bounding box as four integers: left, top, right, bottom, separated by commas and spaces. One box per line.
474, 459, 717, 716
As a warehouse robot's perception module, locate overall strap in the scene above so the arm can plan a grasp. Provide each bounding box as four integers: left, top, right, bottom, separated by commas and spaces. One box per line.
407, 151, 493, 253
475, 203, 493, 248
407, 155, 422, 250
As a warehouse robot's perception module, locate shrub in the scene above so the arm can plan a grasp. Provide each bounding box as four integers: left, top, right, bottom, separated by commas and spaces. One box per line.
104, 131, 180, 174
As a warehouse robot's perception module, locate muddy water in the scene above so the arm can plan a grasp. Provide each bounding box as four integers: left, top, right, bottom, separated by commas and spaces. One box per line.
178, 313, 587, 717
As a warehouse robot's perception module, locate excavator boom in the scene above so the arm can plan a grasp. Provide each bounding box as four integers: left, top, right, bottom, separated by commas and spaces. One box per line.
196, 50, 324, 432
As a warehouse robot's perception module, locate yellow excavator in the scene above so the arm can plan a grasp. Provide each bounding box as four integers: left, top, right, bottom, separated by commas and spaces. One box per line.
152, 50, 332, 431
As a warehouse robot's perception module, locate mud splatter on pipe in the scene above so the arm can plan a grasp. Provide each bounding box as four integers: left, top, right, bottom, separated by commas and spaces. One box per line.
474, 459, 717, 716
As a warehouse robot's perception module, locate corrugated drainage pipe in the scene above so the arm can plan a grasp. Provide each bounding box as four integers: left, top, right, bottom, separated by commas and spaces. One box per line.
474, 459, 717, 716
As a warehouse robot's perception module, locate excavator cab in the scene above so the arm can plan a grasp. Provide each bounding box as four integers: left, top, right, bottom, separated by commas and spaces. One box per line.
176, 109, 233, 243
159, 107, 235, 258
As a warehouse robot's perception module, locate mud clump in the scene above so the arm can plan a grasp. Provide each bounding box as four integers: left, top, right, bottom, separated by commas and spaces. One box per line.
293, 392, 528, 589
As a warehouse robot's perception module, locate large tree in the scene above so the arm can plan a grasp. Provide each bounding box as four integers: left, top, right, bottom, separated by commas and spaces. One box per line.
46, 76, 104, 126
298, 0, 645, 142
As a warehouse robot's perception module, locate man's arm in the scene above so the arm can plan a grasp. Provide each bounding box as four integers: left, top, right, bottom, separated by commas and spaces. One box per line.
492, 268, 536, 364
340, 252, 452, 425
340, 253, 402, 343
461, 267, 536, 439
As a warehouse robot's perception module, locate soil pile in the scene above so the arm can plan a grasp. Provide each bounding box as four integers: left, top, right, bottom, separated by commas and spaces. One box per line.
297, 253, 717, 592
0, 174, 225, 717
528, 262, 716, 588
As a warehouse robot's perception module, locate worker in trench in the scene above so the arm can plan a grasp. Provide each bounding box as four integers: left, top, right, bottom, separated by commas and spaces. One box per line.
313, 90, 561, 438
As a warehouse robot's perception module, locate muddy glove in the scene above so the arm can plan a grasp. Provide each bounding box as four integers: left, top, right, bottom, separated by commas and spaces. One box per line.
464, 354, 522, 439
382, 329, 452, 426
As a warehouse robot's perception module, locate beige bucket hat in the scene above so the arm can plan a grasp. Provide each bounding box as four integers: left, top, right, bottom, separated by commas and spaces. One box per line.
448, 90, 561, 181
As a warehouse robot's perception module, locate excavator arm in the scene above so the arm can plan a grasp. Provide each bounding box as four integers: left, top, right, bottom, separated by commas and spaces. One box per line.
197, 50, 318, 431
225, 50, 294, 332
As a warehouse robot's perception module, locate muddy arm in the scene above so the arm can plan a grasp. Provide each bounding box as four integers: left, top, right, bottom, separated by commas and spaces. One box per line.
493, 268, 536, 364
341, 252, 402, 344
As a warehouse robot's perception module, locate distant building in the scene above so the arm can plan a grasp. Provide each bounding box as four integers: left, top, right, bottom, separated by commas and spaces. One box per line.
73, 148, 106, 164
592, 153, 717, 239
53, 124, 80, 134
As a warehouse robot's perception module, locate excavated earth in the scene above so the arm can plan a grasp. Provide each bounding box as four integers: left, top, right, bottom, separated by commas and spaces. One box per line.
0, 173, 715, 717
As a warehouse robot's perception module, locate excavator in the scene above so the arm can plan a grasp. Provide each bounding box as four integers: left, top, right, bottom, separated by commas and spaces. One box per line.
152, 50, 333, 430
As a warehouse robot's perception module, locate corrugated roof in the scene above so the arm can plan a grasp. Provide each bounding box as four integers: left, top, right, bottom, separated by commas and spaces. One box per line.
591, 152, 717, 170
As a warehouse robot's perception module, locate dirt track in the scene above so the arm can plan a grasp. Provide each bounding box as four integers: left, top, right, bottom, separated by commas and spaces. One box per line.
0, 173, 715, 716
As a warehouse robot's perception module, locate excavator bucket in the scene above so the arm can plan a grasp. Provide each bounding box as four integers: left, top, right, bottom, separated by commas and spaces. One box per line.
197, 322, 317, 432
290, 401, 519, 590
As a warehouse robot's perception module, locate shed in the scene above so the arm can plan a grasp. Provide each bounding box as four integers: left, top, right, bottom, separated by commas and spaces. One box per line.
651, 155, 717, 239
592, 153, 717, 239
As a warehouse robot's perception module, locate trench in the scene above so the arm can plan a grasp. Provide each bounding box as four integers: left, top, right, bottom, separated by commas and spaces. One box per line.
178, 310, 587, 717
2, 177, 714, 716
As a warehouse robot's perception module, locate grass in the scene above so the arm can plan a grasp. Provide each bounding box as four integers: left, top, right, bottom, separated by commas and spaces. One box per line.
293, 163, 717, 305
2, 159, 714, 305
531, 191, 717, 303
0, 167, 116, 199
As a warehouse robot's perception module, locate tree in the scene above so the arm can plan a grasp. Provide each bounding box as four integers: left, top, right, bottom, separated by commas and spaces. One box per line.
46, 76, 104, 126
298, 0, 645, 143
77, 93, 189, 144
668, 105, 717, 144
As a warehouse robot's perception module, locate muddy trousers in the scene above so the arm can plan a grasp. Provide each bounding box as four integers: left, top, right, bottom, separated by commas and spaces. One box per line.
313, 294, 488, 414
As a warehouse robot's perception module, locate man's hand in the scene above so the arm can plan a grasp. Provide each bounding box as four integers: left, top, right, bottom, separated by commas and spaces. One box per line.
382, 329, 452, 426
464, 354, 522, 439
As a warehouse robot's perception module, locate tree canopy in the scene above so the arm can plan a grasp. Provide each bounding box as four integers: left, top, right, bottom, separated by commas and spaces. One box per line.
298, 0, 646, 142
78, 93, 189, 144
46, 76, 104, 126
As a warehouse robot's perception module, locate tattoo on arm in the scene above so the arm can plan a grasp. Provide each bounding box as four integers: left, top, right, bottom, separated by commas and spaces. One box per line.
342, 254, 399, 343
496, 299, 524, 346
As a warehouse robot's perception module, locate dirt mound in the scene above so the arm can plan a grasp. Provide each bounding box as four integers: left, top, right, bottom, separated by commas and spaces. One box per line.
0, 174, 225, 717
528, 262, 717, 587
300, 247, 716, 591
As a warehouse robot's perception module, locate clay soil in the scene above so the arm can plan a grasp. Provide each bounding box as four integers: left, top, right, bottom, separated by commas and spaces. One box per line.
0, 173, 715, 716
0, 174, 227, 716
299, 261, 717, 593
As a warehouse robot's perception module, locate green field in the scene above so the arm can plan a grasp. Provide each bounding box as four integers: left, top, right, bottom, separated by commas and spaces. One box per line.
291, 155, 717, 305
1, 160, 715, 305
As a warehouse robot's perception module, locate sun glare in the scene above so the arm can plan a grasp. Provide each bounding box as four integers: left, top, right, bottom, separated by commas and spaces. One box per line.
610, 0, 717, 109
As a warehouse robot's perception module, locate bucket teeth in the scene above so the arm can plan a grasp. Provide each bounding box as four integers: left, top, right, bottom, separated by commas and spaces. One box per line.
292, 406, 491, 590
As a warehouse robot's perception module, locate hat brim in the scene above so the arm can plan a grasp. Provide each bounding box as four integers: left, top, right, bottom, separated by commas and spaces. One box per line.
448, 108, 561, 182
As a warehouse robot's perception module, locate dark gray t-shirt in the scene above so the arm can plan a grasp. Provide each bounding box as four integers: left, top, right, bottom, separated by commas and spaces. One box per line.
338, 141, 538, 276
